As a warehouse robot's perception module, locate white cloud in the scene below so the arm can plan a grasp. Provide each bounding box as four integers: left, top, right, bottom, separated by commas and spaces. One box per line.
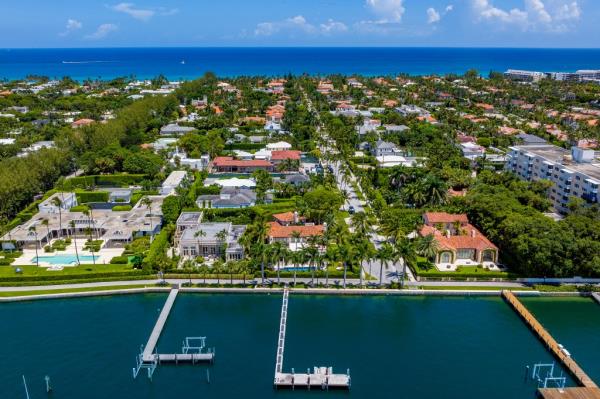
427, 8, 441, 23
320, 19, 348, 34
85, 23, 118, 40
446, 5, 454, 12
111, 3, 154, 21
365, 0, 406, 23
471, 0, 580, 32
254, 16, 346, 37
59, 19, 83, 36
555, 1, 581, 21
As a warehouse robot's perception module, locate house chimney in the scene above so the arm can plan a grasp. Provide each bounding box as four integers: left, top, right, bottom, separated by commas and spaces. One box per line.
293, 211, 299, 224
471, 230, 476, 238
446, 230, 451, 237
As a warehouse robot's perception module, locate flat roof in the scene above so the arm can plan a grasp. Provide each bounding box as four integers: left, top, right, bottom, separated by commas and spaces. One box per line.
511, 145, 600, 181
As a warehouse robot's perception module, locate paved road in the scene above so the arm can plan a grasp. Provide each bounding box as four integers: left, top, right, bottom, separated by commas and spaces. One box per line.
0, 278, 528, 292
303, 87, 414, 285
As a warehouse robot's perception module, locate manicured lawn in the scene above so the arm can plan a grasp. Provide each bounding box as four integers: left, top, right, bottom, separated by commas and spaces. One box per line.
413, 257, 512, 278
0, 284, 154, 297
0, 263, 137, 278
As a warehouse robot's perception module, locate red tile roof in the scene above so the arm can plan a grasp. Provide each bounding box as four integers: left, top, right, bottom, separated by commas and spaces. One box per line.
212, 157, 271, 167
271, 150, 301, 161
267, 222, 324, 239
424, 212, 468, 224
420, 224, 497, 252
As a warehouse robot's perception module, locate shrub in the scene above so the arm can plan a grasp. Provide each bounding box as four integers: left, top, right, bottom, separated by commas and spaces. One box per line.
110, 256, 129, 264
75, 190, 109, 203
112, 205, 132, 212
44, 245, 53, 253
69, 205, 89, 212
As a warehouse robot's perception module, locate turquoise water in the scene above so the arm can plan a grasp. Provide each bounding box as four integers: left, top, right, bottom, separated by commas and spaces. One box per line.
32, 254, 98, 265
521, 297, 600, 383
2, 48, 600, 80
0, 294, 575, 398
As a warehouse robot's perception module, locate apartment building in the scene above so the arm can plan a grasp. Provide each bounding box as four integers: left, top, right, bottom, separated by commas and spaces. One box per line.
506, 145, 600, 213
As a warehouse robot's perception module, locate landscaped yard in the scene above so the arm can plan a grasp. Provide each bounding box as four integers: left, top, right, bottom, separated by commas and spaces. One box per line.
0, 284, 155, 297
412, 257, 513, 279
0, 263, 138, 278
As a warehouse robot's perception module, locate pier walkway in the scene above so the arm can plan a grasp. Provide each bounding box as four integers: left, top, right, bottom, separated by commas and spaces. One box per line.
273, 288, 350, 390
502, 291, 597, 389
142, 288, 179, 362
592, 293, 600, 306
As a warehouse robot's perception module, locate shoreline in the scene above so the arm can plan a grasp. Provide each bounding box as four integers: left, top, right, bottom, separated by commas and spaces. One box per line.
0, 285, 591, 303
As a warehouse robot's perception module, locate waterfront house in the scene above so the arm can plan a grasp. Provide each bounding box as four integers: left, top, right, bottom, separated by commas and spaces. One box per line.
419, 212, 499, 271
178, 221, 246, 261
267, 212, 324, 251
211, 157, 273, 173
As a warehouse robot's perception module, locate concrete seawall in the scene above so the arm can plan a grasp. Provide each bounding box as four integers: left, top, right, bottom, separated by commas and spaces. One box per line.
0, 286, 593, 303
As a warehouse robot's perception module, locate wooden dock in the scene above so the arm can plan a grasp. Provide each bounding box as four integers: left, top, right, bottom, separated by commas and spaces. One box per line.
142, 288, 179, 362
502, 291, 597, 389
273, 288, 350, 390
539, 387, 600, 399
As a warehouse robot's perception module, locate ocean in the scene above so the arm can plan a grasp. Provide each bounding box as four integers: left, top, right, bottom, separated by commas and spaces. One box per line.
0, 47, 600, 81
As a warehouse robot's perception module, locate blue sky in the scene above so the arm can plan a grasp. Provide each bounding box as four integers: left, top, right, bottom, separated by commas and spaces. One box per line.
1, 0, 598, 48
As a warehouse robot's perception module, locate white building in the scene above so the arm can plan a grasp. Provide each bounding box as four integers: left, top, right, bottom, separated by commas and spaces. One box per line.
506, 145, 600, 213
38, 193, 78, 214
460, 142, 486, 160
266, 141, 292, 151
504, 69, 546, 82
160, 171, 189, 196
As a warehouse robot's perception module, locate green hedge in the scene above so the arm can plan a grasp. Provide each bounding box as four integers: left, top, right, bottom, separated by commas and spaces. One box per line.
0, 270, 147, 283
226, 143, 265, 151
75, 190, 109, 203
64, 174, 147, 189
110, 256, 129, 264
112, 205, 132, 212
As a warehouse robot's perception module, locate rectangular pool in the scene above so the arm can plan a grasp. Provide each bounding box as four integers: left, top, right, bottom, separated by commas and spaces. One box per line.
32, 254, 99, 265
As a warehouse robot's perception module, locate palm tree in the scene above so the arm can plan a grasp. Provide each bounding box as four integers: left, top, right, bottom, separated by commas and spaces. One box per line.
51, 197, 63, 238
69, 220, 80, 265
194, 230, 206, 260
29, 226, 39, 267
140, 196, 154, 242
41, 218, 51, 247
350, 212, 371, 237
271, 241, 285, 285
216, 229, 228, 260
416, 234, 439, 262
337, 244, 351, 289
305, 237, 319, 286
377, 243, 394, 286
394, 238, 416, 289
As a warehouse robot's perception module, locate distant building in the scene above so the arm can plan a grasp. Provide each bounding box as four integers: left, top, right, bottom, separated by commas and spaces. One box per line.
160, 123, 196, 136
196, 187, 271, 209
459, 142, 486, 160
506, 144, 600, 213
504, 69, 546, 82
160, 171, 189, 196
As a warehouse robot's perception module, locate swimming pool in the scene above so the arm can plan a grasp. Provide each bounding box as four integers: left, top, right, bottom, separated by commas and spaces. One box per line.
31, 254, 98, 265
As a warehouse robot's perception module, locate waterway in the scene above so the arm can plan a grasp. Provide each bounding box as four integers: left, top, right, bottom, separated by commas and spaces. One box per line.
521, 296, 600, 383
0, 294, 585, 398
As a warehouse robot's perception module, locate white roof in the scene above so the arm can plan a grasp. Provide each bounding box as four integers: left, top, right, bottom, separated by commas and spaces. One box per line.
215, 178, 256, 188
254, 149, 272, 160
233, 150, 253, 158
266, 141, 292, 150
162, 171, 188, 187
0, 138, 16, 145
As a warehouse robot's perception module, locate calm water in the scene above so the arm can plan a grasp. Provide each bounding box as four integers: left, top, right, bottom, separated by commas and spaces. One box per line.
521, 297, 600, 382
0, 294, 577, 399
1, 47, 600, 80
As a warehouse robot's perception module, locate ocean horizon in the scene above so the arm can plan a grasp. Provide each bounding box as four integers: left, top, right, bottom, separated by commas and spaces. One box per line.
1, 47, 600, 81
